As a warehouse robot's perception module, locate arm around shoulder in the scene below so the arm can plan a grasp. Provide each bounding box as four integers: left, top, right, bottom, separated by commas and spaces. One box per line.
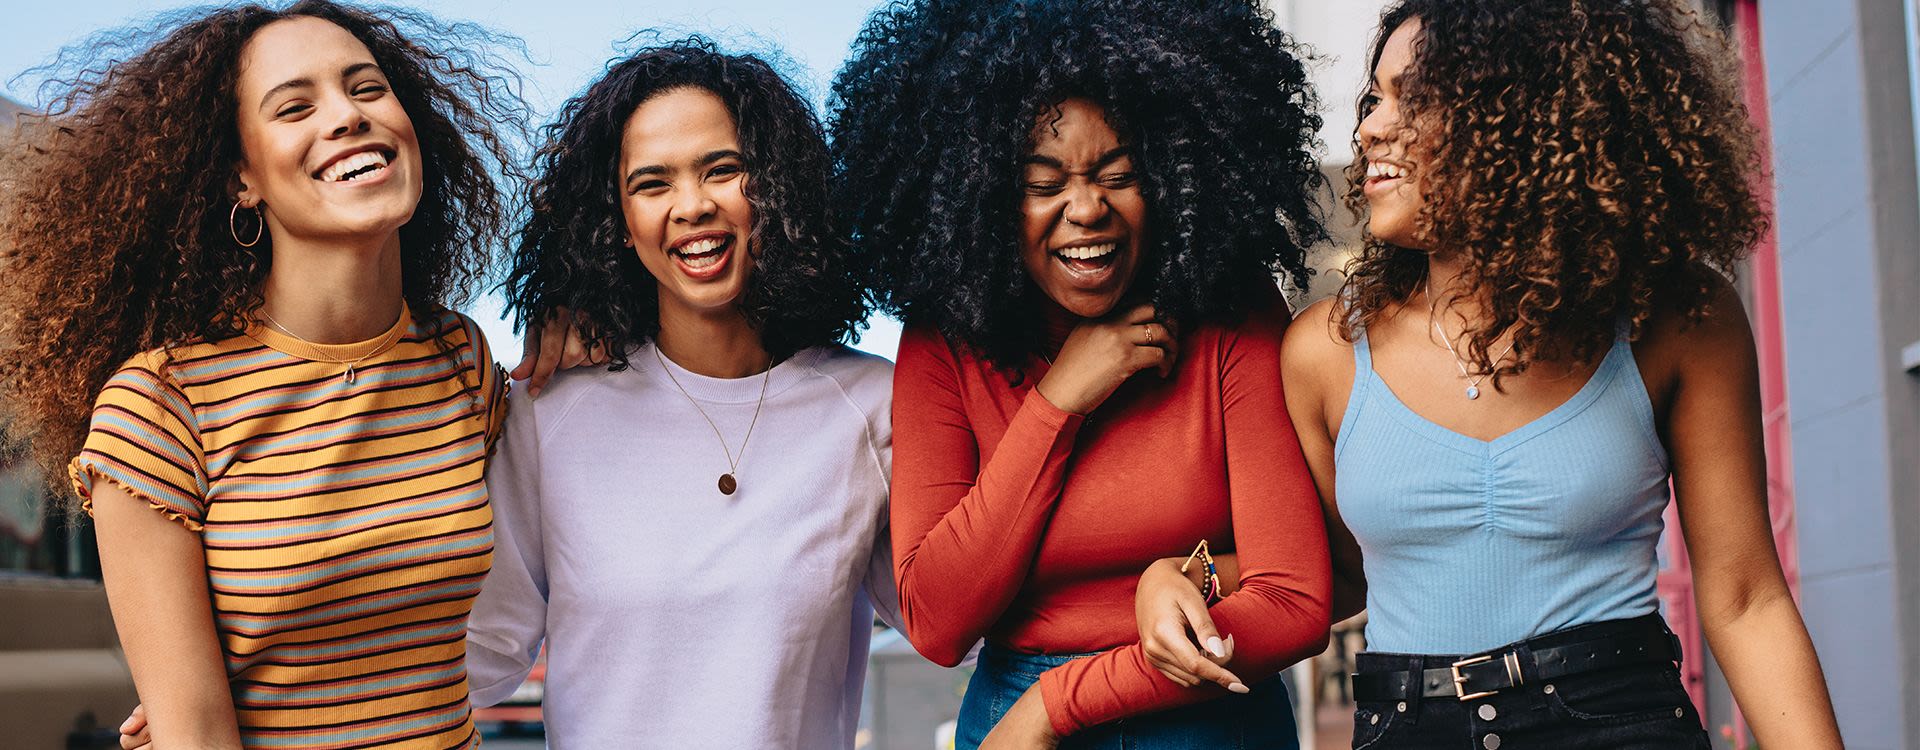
466, 386, 551, 706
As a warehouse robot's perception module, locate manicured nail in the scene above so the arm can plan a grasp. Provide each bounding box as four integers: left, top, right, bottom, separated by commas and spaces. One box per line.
1228, 682, 1250, 694
1206, 636, 1227, 658
119, 718, 134, 732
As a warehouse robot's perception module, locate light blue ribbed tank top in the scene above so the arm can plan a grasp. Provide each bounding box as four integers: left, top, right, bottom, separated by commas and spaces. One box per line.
1334, 325, 1671, 655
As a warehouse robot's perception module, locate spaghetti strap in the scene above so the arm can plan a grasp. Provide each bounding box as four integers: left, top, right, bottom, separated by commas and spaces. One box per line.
1334, 330, 1376, 460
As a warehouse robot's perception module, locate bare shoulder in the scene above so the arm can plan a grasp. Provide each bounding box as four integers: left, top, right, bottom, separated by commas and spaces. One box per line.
1636, 277, 1759, 408
1642, 279, 1755, 359
1281, 297, 1355, 389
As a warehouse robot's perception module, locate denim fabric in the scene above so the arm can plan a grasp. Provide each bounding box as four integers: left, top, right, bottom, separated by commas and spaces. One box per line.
955, 643, 1299, 750
1349, 616, 1710, 750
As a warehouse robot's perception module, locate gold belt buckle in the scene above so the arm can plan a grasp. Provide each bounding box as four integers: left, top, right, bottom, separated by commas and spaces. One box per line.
1450, 652, 1521, 701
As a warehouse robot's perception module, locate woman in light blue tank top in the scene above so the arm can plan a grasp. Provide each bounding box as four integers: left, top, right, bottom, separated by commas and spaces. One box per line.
1131, 1, 1843, 748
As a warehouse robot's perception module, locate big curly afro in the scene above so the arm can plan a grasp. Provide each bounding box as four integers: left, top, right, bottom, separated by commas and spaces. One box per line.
830, 0, 1326, 369
503, 38, 868, 367
0, 0, 526, 481
1340, 0, 1765, 378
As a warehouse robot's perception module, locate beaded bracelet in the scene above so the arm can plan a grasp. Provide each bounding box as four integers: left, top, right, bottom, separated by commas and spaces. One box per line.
1179, 539, 1223, 605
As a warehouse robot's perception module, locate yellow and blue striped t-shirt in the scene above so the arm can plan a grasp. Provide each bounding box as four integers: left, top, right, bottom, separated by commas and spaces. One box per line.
70, 305, 505, 750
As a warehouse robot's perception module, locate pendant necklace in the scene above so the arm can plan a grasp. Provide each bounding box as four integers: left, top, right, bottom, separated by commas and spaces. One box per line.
1426, 278, 1515, 400
258, 309, 404, 384
653, 345, 771, 496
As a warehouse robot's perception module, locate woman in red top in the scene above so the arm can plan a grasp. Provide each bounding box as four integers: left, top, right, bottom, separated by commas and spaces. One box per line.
830, 0, 1332, 746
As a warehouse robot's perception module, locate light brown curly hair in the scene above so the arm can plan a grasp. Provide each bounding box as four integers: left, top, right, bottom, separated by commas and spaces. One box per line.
0, 0, 526, 482
1339, 0, 1765, 380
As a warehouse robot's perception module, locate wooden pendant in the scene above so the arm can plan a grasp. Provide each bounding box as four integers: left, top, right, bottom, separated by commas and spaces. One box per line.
718, 473, 737, 495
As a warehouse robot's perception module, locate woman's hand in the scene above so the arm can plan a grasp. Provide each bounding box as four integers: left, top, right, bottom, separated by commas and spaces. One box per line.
119, 704, 150, 750
979, 685, 1061, 750
509, 307, 607, 397
1035, 303, 1177, 415
1135, 558, 1247, 692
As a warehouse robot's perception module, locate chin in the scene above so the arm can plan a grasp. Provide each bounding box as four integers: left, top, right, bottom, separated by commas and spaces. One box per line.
1049, 290, 1124, 319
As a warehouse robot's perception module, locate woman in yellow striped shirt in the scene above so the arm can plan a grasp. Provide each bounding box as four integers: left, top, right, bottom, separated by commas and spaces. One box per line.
0, 2, 521, 748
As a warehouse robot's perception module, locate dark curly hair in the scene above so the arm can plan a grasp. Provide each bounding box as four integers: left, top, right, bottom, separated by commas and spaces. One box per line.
0, 0, 527, 479
829, 0, 1326, 369
503, 38, 868, 367
1339, 0, 1764, 379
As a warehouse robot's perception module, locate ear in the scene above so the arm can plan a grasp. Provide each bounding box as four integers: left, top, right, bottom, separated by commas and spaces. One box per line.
230, 165, 260, 208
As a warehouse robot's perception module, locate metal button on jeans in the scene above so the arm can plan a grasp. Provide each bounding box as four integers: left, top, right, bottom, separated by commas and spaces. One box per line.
1396, 701, 1407, 713
1478, 704, 1497, 721
1483, 733, 1502, 750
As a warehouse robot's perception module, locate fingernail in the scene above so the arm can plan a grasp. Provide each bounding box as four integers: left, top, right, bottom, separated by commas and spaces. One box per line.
1228, 682, 1250, 694
1206, 636, 1227, 658
119, 718, 133, 732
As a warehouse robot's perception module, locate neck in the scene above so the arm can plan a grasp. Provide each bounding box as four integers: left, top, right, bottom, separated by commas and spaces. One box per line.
1422, 249, 1483, 320
654, 294, 770, 378
259, 230, 406, 343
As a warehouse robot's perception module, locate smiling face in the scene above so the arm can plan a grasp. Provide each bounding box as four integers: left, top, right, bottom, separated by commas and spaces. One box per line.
232, 16, 423, 245
1358, 17, 1430, 249
619, 86, 756, 319
1018, 97, 1148, 319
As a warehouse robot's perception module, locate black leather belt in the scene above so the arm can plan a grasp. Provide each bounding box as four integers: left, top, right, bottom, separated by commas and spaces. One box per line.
1350, 626, 1681, 702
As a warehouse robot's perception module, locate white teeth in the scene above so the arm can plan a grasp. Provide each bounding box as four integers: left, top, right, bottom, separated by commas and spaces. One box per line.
1366, 161, 1409, 180
320, 151, 390, 182
1056, 243, 1116, 260
674, 238, 726, 257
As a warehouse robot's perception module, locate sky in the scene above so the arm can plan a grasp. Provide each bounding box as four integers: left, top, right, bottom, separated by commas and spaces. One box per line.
0, 0, 906, 362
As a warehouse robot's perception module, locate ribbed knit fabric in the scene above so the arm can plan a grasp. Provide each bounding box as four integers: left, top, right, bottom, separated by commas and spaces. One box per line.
70, 306, 506, 749
1334, 327, 1670, 655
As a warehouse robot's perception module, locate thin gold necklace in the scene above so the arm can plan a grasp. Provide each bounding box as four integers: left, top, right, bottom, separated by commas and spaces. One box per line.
258, 309, 405, 384
652, 344, 772, 496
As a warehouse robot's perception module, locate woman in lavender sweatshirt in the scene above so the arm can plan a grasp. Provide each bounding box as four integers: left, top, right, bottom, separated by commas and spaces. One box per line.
466, 39, 898, 749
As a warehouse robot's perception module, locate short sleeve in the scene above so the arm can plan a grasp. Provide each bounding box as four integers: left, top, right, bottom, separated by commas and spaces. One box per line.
68, 353, 209, 531
455, 313, 511, 452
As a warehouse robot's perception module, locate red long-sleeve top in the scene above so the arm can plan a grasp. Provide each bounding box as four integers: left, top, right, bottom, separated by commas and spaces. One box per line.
889, 293, 1332, 737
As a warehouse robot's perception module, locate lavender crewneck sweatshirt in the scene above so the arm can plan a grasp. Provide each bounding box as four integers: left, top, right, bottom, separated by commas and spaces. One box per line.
466, 343, 899, 749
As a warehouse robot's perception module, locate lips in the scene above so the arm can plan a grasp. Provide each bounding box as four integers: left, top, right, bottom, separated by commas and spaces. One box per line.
1050, 240, 1123, 284
1363, 159, 1411, 195
666, 231, 735, 279
313, 146, 396, 184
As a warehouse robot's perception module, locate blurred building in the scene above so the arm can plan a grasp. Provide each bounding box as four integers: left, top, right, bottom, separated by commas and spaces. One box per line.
0, 92, 132, 750
1758, 2, 1920, 749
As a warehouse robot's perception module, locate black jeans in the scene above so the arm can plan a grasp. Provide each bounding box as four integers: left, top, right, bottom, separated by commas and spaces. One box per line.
1349, 615, 1710, 749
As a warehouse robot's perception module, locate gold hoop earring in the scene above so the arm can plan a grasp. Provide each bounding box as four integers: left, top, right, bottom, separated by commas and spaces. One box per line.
229, 201, 263, 248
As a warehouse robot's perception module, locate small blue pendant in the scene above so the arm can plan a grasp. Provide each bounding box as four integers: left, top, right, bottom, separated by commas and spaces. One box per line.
1465, 385, 1480, 400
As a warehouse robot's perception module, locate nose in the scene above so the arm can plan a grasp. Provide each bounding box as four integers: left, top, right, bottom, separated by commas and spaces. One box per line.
326, 96, 372, 140
1357, 98, 1394, 155
670, 182, 718, 224
1062, 181, 1110, 228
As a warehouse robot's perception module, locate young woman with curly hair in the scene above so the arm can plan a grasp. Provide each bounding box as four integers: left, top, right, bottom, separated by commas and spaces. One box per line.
1148, 1, 1843, 747
831, 0, 1333, 746
0, 2, 521, 747
464, 39, 896, 748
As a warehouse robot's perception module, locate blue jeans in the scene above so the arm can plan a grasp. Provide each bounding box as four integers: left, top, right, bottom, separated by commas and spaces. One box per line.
1349, 615, 1710, 749
955, 643, 1300, 749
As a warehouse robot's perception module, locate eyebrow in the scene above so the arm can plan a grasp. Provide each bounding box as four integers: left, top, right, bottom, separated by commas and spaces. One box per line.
624, 149, 745, 188
258, 62, 381, 112
1020, 146, 1134, 172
